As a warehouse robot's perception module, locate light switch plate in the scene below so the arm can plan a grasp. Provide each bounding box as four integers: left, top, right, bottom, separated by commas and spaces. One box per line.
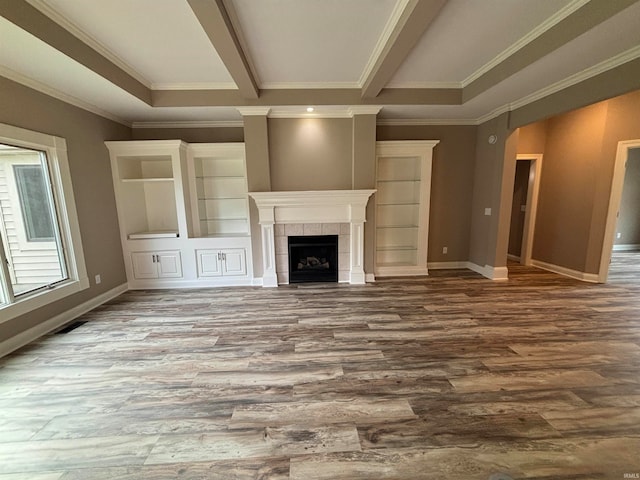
484, 208, 492, 216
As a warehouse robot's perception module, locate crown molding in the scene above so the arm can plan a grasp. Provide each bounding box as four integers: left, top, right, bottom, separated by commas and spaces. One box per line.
25, 0, 151, 89
131, 120, 243, 129
265, 106, 382, 119
462, 0, 591, 87
509, 44, 640, 111
376, 118, 476, 126
385, 81, 462, 89
151, 82, 238, 90
0, 65, 131, 127
236, 107, 271, 116
348, 106, 382, 116
259, 82, 361, 90
358, 0, 411, 88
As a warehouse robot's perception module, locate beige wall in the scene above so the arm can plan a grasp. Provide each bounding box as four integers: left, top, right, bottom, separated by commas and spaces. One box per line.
468, 113, 517, 269
517, 121, 547, 154
615, 148, 640, 246
376, 124, 477, 263
524, 89, 640, 274
269, 118, 353, 191
132, 127, 243, 143
0, 77, 130, 343
532, 102, 607, 271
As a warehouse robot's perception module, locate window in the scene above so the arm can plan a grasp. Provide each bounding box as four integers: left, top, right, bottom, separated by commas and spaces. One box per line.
0, 123, 88, 321
14, 164, 56, 242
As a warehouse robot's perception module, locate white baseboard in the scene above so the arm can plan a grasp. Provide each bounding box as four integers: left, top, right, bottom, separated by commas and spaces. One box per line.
427, 261, 469, 270
251, 278, 263, 286
530, 259, 600, 283
613, 244, 640, 252
467, 262, 509, 280
365, 273, 376, 283
0, 283, 128, 358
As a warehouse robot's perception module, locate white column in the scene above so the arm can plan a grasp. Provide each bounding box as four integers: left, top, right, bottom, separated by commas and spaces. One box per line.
260, 222, 278, 287
349, 221, 366, 284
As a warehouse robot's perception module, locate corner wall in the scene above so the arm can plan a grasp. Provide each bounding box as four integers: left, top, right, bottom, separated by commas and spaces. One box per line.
0, 77, 130, 344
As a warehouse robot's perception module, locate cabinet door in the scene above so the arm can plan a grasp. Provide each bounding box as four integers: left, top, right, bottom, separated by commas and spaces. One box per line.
156, 251, 183, 278
131, 252, 158, 279
196, 250, 222, 277
221, 249, 247, 276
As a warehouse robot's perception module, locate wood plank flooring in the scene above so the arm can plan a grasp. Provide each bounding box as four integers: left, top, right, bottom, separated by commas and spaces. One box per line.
1, 261, 640, 479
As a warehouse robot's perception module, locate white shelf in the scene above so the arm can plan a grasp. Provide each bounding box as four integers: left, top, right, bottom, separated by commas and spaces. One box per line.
121, 178, 174, 183
375, 141, 438, 277
128, 231, 179, 239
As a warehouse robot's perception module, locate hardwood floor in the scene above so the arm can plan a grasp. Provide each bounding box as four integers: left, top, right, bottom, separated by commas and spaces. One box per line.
1, 264, 640, 479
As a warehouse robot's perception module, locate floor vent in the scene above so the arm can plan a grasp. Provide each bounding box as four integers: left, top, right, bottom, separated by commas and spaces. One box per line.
55, 321, 88, 334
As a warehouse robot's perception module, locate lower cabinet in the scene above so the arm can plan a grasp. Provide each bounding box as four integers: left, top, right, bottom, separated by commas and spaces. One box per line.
197, 248, 247, 277
131, 251, 182, 279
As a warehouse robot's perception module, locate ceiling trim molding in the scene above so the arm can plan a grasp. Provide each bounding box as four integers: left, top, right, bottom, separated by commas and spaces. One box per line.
260, 106, 382, 119
187, 0, 259, 99
384, 81, 461, 89
132, 120, 243, 128
150, 82, 238, 90
0, 0, 152, 105
237, 107, 271, 116
509, 44, 640, 111
358, 0, 410, 89
152, 87, 462, 107
259, 82, 362, 90
220, 0, 262, 88
376, 118, 476, 126
0, 65, 131, 127
462, 0, 639, 102
461, 0, 590, 87
361, 0, 448, 98
25, 0, 151, 89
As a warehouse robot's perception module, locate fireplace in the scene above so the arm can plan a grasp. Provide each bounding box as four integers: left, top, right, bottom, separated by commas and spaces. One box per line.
288, 235, 338, 283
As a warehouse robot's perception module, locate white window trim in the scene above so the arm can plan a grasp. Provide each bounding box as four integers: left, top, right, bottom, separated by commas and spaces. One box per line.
0, 123, 89, 323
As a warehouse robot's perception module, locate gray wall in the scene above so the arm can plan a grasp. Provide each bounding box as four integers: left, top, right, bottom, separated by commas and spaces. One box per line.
616, 147, 640, 247
0, 77, 130, 344
376, 124, 477, 263
132, 127, 243, 143
269, 118, 353, 191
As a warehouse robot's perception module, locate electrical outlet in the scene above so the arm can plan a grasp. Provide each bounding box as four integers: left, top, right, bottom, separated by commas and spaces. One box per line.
616, 232, 622, 239
484, 208, 492, 216
442, 247, 448, 254
95, 274, 101, 285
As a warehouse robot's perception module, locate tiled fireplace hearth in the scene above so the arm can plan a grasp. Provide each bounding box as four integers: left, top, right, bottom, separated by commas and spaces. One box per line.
249, 190, 376, 287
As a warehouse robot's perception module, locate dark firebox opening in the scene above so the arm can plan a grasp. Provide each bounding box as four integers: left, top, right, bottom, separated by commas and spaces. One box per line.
288, 235, 338, 283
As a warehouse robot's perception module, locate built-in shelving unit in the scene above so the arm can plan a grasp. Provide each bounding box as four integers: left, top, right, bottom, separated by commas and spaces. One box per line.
106, 140, 253, 289
187, 144, 249, 237
374, 141, 439, 276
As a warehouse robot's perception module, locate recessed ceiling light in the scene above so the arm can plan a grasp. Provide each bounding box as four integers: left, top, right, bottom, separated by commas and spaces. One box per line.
306, 107, 314, 113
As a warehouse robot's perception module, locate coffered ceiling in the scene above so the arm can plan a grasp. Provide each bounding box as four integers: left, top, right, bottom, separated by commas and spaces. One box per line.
1, 0, 639, 126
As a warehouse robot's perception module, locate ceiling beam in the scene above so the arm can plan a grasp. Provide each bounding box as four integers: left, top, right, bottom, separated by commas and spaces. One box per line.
463, 0, 639, 102
0, 0, 152, 105
187, 0, 259, 99
361, 0, 448, 99
152, 87, 461, 107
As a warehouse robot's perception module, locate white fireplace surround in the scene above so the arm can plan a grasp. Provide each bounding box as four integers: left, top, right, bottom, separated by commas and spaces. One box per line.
249, 190, 376, 287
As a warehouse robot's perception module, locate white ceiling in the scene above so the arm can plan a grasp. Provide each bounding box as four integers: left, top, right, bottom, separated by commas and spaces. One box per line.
0, 0, 638, 126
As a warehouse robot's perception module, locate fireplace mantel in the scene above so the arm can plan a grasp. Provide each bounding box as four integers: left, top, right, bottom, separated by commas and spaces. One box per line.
249, 190, 376, 287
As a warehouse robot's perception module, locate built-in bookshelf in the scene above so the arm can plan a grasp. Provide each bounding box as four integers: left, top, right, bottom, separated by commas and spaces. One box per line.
187, 144, 249, 237
374, 141, 439, 276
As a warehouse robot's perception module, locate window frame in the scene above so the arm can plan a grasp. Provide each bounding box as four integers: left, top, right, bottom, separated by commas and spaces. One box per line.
13, 163, 57, 242
0, 123, 89, 322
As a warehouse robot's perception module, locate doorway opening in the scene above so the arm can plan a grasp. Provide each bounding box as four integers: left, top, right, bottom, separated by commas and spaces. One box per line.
507, 154, 542, 266
600, 141, 640, 282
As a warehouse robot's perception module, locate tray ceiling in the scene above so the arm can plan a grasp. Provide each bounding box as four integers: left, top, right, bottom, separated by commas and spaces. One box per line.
0, 0, 638, 126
